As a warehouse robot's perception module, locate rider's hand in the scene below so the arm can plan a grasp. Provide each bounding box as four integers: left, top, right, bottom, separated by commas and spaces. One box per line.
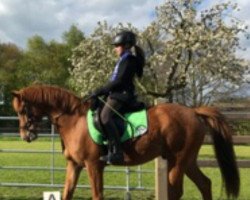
82, 93, 95, 103
93, 87, 107, 96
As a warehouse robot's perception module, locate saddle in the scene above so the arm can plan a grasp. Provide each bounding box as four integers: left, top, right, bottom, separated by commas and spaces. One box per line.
93, 100, 146, 139
87, 98, 148, 145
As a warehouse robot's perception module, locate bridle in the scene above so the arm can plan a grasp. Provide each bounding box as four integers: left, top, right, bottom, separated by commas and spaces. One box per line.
18, 102, 37, 132
17, 101, 41, 142
19, 101, 64, 132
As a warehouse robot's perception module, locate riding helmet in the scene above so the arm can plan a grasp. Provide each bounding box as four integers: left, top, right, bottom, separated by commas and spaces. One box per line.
111, 31, 136, 47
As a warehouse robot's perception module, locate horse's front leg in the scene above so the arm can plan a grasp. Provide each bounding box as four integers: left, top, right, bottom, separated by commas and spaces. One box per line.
62, 159, 82, 200
86, 161, 105, 200
167, 162, 184, 200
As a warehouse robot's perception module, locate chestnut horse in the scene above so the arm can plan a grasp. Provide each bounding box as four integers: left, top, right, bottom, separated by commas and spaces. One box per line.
12, 85, 239, 200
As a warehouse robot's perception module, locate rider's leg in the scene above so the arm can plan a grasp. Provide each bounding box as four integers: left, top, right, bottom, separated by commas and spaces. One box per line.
99, 96, 124, 164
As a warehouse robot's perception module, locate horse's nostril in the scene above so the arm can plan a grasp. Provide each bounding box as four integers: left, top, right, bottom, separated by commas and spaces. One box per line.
27, 131, 38, 142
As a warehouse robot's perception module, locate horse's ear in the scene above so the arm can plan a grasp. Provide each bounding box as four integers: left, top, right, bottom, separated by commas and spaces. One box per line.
11, 90, 21, 99
11, 90, 24, 112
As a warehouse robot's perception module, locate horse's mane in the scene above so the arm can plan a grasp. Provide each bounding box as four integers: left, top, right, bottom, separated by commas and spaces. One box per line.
20, 85, 89, 114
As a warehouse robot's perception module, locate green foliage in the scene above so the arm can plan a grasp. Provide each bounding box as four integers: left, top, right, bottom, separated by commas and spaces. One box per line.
63, 24, 85, 49
0, 25, 85, 115
1, 25, 85, 94
140, 0, 249, 105
68, 1, 249, 106
0, 43, 23, 87
0, 43, 24, 115
69, 21, 117, 96
16, 35, 70, 87
231, 120, 250, 135
1, 0, 249, 115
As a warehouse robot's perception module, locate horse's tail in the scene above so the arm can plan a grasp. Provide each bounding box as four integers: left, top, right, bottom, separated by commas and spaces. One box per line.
194, 106, 240, 198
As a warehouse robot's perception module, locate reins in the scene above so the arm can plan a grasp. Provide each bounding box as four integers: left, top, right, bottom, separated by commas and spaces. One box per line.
97, 97, 136, 137
98, 97, 126, 121
82, 95, 137, 135
49, 112, 64, 127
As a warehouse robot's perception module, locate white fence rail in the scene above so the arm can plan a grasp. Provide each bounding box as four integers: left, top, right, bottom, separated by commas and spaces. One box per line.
0, 116, 154, 199
1, 111, 249, 199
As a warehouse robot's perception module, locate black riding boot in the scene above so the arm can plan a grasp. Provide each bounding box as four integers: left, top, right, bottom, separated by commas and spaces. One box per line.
100, 123, 124, 164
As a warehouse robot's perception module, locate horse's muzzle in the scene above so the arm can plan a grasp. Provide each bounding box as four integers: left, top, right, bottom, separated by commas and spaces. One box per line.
22, 131, 38, 143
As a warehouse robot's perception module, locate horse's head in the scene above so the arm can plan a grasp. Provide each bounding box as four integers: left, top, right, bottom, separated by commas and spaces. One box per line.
11, 85, 88, 142
12, 91, 44, 143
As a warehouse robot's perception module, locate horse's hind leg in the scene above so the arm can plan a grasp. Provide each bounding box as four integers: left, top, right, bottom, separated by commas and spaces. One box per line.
167, 161, 185, 200
185, 162, 212, 200
63, 159, 82, 200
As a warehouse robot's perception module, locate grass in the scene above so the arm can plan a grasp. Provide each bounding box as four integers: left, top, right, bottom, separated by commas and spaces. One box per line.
1, 139, 250, 199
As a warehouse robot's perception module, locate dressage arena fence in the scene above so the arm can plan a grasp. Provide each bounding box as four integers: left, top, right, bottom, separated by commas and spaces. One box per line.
0, 116, 154, 199
200, 111, 250, 168
0, 111, 250, 199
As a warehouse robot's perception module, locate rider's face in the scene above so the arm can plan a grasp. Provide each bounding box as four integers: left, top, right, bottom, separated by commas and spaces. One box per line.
114, 45, 125, 56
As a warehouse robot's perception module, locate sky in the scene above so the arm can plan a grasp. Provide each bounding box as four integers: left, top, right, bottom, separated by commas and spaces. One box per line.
0, 0, 164, 48
0, 0, 249, 61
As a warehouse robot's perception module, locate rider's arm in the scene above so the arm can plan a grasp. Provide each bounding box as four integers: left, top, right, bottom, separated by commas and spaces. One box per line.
94, 56, 136, 96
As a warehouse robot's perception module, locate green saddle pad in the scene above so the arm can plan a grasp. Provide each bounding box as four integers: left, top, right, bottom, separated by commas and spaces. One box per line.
87, 109, 148, 145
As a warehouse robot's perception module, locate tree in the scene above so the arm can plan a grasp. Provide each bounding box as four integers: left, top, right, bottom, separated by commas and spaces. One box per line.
69, 21, 143, 97
69, 21, 117, 96
62, 24, 85, 75
0, 26, 87, 115
0, 43, 23, 115
69, 0, 249, 106
63, 24, 85, 49
139, 0, 249, 105
0, 43, 23, 86
17, 35, 70, 87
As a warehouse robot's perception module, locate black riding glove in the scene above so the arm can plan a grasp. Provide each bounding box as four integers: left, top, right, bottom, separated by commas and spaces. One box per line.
93, 87, 108, 97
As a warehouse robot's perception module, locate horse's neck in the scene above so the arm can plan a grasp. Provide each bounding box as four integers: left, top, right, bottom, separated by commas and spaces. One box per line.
49, 107, 81, 126
49, 108, 65, 121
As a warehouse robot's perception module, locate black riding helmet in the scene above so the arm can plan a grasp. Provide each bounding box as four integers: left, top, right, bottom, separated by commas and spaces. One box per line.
111, 31, 136, 47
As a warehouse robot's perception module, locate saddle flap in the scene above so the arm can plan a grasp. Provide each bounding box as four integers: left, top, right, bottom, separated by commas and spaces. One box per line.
93, 109, 104, 134
93, 109, 126, 138
87, 109, 148, 145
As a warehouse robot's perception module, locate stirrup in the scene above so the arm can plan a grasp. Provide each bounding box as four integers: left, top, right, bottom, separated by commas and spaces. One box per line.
100, 152, 124, 164
99, 154, 111, 164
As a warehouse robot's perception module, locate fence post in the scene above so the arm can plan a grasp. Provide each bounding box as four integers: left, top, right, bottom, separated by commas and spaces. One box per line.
155, 157, 168, 200
50, 124, 55, 185
154, 98, 168, 200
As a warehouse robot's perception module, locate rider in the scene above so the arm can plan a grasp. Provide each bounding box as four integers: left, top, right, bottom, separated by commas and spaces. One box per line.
91, 30, 145, 164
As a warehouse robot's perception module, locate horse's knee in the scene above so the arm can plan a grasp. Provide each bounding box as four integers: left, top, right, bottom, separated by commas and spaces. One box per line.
168, 167, 184, 199
168, 167, 183, 185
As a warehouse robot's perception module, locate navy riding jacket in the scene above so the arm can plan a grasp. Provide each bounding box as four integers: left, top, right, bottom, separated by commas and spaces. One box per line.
95, 51, 140, 103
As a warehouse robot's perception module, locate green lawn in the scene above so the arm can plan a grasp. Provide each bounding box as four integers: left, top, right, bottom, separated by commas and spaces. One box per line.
0, 140, 250, 199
